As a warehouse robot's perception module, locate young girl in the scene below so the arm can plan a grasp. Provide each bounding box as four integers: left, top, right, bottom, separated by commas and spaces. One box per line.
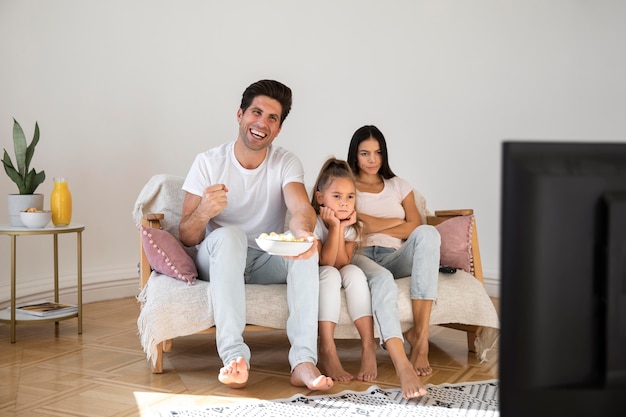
311, 157, 378, 382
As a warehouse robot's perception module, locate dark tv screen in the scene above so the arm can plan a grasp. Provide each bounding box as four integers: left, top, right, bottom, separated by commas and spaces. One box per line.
501, 141, 626, 416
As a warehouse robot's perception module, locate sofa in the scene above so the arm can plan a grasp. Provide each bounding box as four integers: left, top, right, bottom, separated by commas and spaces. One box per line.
132, 174, 499, 373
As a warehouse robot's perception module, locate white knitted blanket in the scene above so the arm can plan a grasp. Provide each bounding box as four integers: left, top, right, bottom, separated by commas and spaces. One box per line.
137, 269, 499, 368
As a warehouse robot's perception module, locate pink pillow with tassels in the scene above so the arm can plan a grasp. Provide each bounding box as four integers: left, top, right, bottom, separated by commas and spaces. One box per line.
140, 226, 197, 284
435, 215, 473, 273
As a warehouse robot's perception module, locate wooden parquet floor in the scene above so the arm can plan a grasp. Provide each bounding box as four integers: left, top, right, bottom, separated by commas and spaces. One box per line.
0, 297, 499, 416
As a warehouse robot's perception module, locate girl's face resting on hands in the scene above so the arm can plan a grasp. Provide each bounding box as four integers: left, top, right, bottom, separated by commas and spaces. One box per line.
316, 177, 356, 220
357, 137, 383, 176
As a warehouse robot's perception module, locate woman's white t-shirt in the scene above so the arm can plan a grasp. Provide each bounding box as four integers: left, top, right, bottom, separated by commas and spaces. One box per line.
182, 141, 304, 249
356, 176, 413, 250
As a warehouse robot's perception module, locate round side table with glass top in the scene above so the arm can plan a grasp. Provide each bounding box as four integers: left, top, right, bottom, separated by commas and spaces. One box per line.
0, 223, 84, 343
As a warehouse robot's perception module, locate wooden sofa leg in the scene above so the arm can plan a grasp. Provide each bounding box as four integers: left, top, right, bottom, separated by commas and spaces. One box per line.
466, 330, 477, 353
151, 342, 164, 374
163, 339, 173, 352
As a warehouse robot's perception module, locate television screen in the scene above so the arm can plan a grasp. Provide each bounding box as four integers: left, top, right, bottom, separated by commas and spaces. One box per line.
500, 141, 626, 416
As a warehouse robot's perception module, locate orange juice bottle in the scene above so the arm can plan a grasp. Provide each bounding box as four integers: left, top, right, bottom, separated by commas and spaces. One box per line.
50, 177, 72, 226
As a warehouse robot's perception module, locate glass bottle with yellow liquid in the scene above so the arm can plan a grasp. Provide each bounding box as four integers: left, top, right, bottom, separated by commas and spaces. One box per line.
50, 177, 72, 226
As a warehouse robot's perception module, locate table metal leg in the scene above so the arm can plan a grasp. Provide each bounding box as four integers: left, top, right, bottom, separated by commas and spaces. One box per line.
10, 235, 16, 343
77, 231, 83, 334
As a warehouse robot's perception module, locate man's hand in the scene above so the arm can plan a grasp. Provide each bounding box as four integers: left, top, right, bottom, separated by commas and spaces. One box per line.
198, 184, 229, 220
284, 232, 317, 260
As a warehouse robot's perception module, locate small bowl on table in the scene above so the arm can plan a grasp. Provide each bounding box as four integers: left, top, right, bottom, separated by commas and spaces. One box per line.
19, 209, 52, 228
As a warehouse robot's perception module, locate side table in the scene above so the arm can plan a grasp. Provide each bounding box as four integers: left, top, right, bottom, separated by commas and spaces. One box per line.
0, 223, 84, 343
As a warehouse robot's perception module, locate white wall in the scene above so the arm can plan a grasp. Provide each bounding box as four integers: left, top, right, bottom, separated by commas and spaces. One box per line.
1, 0, 625, 304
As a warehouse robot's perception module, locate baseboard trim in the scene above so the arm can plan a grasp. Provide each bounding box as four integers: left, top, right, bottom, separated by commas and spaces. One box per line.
0, 275, 140, 310
483, 276, 500, 298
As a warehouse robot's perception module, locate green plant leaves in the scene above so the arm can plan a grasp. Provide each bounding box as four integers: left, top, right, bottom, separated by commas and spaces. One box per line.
2, 119, 45, 194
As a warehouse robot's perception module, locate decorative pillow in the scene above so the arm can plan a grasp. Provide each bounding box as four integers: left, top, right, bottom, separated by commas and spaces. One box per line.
435, 215, 473, 273
140, 226, 198, 284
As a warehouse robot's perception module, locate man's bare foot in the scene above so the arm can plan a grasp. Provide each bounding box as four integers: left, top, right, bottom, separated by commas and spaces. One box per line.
319, 347, 354, 382
357, 339, 378, 382
396, 361, 428, 399
218, 357, 249, 389
405, 328, 432, 376
290, 362, 334, 390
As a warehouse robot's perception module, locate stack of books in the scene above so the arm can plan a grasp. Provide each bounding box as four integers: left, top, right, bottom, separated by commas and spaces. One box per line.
13, 301, 77, 318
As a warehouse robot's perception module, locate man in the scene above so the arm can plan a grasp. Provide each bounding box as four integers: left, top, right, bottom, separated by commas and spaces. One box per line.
179, 79, 333, 391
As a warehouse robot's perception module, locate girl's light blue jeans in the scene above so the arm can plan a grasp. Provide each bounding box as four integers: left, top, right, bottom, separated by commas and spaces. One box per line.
195, 226, 320, 372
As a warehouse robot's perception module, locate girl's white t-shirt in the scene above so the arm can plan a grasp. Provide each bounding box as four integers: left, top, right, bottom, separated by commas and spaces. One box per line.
356, 176, 413, 250
182, 141, 304, 249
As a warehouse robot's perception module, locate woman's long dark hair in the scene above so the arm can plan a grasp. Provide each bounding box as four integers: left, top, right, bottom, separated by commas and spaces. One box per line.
347, 125, 396, 179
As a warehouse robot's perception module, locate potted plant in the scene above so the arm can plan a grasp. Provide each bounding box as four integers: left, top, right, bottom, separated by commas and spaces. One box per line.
2, 118, 46, 226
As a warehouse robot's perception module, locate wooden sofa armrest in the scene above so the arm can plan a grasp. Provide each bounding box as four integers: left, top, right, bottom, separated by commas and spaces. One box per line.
427, 209, 484, 283
139, 213, 165, 289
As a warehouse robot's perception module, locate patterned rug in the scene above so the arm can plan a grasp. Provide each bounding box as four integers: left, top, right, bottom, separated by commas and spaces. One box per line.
149, 380, 499, 416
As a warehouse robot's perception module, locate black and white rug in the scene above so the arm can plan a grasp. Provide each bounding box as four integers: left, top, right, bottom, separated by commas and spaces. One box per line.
149, 379, 499, 416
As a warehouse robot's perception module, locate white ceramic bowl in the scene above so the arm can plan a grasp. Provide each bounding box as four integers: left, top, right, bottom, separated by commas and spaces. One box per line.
19, 210, 52, 228
255, 237, 314, 256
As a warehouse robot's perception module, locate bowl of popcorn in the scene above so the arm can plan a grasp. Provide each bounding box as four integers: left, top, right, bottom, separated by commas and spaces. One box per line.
19, 208, 52, 228
255, 231, 314, 256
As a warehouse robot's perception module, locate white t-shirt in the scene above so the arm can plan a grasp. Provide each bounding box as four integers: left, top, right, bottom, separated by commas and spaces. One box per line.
182, 141, 305, 249
314, 216, 358, 243
356, 176, 413, 250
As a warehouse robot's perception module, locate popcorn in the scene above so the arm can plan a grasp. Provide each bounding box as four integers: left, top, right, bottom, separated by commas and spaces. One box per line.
257, 232, 306, 242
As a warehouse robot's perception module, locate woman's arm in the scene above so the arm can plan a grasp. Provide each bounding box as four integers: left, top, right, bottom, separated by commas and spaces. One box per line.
361, 190, 423, 240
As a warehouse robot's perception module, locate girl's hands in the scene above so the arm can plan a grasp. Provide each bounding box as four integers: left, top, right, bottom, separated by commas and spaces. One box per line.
344, 209, 357, 227
319, 206, 340, 228
320, 206, 356, 229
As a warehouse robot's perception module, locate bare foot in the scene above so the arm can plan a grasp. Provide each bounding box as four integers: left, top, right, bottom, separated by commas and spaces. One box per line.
319, 346, 354, 382
218, 357, 249, 389
396, 361, 427, 399
290, 362, 334, 390
405, 328, 432, 376
357, 339, 378, 382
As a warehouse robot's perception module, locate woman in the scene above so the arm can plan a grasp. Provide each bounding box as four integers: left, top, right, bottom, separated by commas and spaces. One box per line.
347, 125, 441, 376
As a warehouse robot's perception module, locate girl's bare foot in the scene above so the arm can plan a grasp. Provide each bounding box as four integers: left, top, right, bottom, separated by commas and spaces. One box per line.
405, 328, 432, 376
290, 362, 334, 390
357, 339, 378, 382
319, 347, 354, 381
396, 361, 427, 399
218, 357, 249, 388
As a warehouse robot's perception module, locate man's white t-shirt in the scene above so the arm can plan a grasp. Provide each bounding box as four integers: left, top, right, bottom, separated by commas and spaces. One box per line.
356, 176, 413, 250
182, 141, 305, 249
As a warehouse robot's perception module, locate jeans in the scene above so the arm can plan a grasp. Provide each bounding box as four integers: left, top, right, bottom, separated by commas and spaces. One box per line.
351, 225, 441, 343
318, 264, 372, 323
195, 226, 320, 372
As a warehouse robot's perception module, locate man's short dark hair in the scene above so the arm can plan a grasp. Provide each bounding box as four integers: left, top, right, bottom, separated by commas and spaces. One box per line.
240, 80, 292, 125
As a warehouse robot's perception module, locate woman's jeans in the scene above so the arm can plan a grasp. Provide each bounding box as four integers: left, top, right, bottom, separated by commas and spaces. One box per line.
195, 226, 319, 372
352, 225, 441, 343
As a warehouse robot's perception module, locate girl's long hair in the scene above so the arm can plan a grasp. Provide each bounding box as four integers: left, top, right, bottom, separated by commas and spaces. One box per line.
311, 157, 362, 242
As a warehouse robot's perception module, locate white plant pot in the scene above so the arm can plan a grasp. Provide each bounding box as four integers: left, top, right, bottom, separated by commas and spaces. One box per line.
7, 194, 44, 227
